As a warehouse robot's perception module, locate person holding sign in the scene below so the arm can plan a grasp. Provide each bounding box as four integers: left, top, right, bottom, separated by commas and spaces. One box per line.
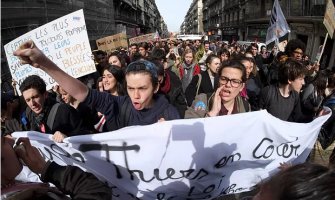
14, 41, 180, 131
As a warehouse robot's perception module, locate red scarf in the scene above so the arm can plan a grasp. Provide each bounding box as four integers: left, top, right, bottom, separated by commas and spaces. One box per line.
160, 72, 171, 94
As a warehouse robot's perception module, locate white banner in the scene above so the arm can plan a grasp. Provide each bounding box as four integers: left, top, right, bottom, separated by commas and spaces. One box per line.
13, 110, 331, 199
4, 9, 95, 95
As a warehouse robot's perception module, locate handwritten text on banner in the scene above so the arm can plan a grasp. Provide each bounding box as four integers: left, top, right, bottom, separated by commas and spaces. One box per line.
13, 110, 331, 199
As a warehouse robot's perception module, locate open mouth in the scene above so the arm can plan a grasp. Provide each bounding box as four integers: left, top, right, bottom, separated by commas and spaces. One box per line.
220, 89, 231, 97
133, 102, 142, 110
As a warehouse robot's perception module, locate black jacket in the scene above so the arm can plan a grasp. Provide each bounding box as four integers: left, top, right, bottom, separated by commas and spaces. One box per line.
42, 161, 111, 200
26, 98, 85, 136
84, 89, 180, 131
185, 70, 215, 106
160, 70, 188, 118
2, 161, 112, 200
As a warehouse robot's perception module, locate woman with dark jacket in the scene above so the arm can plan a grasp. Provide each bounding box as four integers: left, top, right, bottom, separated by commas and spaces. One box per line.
185, 54, 221, 106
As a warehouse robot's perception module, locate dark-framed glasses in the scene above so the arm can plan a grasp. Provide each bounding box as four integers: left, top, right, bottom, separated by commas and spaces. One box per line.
220, 76, 243, 88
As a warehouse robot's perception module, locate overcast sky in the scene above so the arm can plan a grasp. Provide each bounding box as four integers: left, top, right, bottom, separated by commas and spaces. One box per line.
155, 0, 192, 32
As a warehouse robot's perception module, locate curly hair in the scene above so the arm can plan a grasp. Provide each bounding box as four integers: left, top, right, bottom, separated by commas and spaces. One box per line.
285, 39, 306, 57
19, 75, 46, 95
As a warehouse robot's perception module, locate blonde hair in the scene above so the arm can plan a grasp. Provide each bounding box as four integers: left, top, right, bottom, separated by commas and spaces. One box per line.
182, 49, 195, 63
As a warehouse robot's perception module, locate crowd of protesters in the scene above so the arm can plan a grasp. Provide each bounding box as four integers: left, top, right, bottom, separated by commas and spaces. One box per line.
1, 37, 335, 199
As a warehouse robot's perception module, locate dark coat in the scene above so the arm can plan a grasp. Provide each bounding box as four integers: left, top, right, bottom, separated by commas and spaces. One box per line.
26, 98, 85, 136
185, 70, 215, 106
3, 161, 111, 200
165, 70, 187, 118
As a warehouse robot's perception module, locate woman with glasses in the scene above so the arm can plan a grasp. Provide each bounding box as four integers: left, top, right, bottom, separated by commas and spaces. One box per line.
14, 41, 180, 131
206, 60, 250, 117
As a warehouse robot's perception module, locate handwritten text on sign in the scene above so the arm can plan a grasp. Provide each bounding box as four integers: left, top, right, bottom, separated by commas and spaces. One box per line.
323, 0, 335, 38
129, 33, 156, 45
96, 33, 128, 53
4, 9, 95, 93
13, 110, 331, 199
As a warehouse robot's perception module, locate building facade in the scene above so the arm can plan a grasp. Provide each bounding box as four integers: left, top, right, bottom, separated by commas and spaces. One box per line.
181, 0, 204, 35
113, 0, 164, 37
182, 0, 334, 69
1, 0, 166, 86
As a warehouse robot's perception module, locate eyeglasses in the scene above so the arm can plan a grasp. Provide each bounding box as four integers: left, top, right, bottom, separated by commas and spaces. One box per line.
126, 60, 158, 80
219, 76, 243, 88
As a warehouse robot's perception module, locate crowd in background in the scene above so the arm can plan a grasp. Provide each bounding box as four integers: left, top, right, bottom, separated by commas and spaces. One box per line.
1, 37, 335, 199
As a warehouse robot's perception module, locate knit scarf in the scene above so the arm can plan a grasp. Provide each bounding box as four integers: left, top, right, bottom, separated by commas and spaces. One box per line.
218, 95, 248, 115
181, 62, 196, 91
160, 72, 171, 94
32, 98, 55, 133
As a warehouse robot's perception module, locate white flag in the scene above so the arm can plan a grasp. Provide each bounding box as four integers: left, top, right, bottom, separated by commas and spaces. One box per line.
154, 30, 160, 40
265, 0, 290, 45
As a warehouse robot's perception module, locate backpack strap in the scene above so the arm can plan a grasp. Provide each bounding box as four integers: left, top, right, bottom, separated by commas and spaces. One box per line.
242, 97, 250, 112
196, 73, 202, 96
47, 103, 60, 131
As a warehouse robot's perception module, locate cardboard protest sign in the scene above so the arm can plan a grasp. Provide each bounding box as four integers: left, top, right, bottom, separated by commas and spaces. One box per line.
129, 33, 156, 45
4, 9, 95, 94
13, 109, 331, 199
96, 33, 128, 53
323, 0, 335, 39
